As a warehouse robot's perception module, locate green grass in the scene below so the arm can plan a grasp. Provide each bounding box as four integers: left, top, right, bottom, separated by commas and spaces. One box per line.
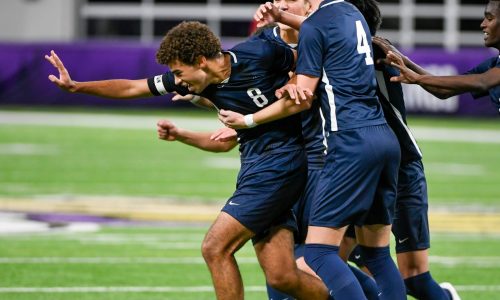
0, 227, 499, 299
0, 109, 499, 299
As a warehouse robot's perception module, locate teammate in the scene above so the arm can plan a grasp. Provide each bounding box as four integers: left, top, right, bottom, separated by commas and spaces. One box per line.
382, 0, 500, 114
220, 1, 406, 299
46, 21, 330, 300
245, 1, 462, 299
348, 1, 461, 299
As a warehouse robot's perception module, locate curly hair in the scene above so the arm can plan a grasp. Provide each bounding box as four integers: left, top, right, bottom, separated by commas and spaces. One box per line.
156, 21, 222, 66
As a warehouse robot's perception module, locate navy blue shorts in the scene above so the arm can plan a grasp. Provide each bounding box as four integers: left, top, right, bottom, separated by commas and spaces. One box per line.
310, 124, 401, 227
293, 168, 321, 245
392, 159, 430, 253
222, 148, 307, 244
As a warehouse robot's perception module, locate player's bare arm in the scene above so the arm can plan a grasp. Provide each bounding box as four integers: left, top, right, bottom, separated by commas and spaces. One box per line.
254, 2, 305, 30
386, 50, 458, 99
157, 120, 237, 153
218, 74, 314, 129
45, 50, 152, 99
412, 66, 500, 97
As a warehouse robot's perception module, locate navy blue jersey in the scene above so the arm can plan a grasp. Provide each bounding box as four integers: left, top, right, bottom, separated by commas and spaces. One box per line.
373, 44, 423, 164
251, 26, 325, 168
148, 39, 303, 158
464, 55, 500, 112
296, 0, 386, 132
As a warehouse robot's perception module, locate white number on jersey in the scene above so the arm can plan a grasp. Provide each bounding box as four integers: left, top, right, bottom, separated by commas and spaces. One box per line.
355, 20, 374, 65
247, 88, 269, 107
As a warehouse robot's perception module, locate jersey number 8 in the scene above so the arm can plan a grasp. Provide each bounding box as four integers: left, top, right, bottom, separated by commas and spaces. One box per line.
247, 88, 269, 107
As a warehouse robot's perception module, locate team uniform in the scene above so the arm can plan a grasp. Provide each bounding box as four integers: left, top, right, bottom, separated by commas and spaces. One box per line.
297, 0, 400, 229
346, 44, 430, 253
147, 39, 307, 243
298, 1, 405, 299
251, 26, 325, 245
464, 55, 500, 113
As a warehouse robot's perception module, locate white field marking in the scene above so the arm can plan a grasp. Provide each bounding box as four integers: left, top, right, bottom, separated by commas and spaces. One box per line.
204, 157, 240, 169
0, 285, 498, 293
0, 111, 221, 131
0, 257, 258, 264
1, 111, 499, 143
428, 256, 500, 268
0, 286, 267, 293
424, 162, 486, 176
0, 143, 59, 155
0, 256, 497, 267
413, 126, 500, 144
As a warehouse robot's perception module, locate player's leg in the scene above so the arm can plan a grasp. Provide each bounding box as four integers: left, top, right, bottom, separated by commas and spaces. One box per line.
304, 126, 398, 299
341, 227, 381, 300
357, 123, 406, 300
394, 160, 457, 300
201, 212, 254, 300
255, 226, 330, 300
304, 225, 366, 299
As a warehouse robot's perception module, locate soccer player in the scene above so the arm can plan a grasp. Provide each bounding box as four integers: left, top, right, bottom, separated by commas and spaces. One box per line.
220, 1, 406, 299
382, 0, 500, 114
46, 21, 330, 300
347, 1, 461, 299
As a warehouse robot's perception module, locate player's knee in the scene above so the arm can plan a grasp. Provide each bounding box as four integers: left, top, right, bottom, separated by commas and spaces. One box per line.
201, 235, 223, 263
265, 271, 298, 292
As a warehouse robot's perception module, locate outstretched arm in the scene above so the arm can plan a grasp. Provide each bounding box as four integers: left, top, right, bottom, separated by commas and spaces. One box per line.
45, 50, 152, 99
386, 50, 500, 99
157, 120, 237, 153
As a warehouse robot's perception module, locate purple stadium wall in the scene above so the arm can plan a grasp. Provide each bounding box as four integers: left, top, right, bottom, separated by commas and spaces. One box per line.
0, 42, 498, 116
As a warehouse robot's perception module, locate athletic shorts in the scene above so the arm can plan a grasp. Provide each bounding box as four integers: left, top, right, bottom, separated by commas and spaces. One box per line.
309, 124, 401, 227
392, 159, 430, 253
222, 148, 307, 244
293, 168, 322, 245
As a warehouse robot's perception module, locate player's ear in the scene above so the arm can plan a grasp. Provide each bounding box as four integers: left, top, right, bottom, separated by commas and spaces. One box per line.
197, 55, 208, 68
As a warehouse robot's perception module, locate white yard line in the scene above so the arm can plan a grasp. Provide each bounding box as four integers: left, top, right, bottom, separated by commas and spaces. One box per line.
0, 285, 498, 293
0, 257, 258, 264
1, 111, 499, 143
0, 255, 498, 267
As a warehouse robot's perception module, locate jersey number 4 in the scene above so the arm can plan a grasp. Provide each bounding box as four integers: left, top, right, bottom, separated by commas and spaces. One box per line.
247, 88, 269, 107
355, 20, 374, 66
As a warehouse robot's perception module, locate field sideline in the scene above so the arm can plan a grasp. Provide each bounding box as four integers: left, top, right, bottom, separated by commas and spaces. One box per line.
1, 109, 499, 299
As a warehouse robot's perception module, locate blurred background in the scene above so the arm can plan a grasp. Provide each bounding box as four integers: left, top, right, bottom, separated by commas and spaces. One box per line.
0, 0, 499, 114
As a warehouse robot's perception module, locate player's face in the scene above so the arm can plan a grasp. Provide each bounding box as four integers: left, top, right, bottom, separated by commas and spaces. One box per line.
481, 1, 500, 49
274, 0, 311, 31
169, 60, 209, 94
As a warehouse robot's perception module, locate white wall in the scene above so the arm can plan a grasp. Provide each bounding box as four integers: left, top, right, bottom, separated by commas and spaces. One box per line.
0, 0, 78, 41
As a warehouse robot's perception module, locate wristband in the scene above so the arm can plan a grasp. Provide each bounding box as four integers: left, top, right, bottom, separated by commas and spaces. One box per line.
190, 95, 201, 104
244, 114, 258, 128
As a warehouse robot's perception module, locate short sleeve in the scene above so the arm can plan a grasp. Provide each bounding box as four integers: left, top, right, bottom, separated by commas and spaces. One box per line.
296, 21, 324, 78
463, 57, 498, 99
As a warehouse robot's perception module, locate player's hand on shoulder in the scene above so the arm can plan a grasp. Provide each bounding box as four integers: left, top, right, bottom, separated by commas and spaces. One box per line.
218, 109, 247, 129
45, 50, 77, 92
210, 127, 237, 142
157, 119, 179, 141
254, 2, 280, 28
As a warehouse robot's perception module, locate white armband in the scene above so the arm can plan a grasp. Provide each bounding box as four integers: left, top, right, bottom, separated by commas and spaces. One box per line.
244, 114, 258, 128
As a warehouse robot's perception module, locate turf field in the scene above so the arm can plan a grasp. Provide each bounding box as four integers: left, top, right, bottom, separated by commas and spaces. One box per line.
0, 108, 499, 299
